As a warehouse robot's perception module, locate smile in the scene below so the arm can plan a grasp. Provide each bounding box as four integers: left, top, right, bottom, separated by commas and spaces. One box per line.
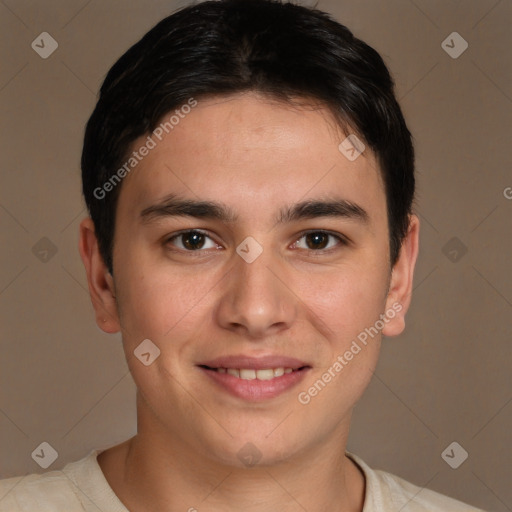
212, 367, 295, 380
198, 358, 310, 401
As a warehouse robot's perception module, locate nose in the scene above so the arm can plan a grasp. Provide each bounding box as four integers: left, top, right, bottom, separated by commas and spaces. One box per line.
215, 248, 297, 339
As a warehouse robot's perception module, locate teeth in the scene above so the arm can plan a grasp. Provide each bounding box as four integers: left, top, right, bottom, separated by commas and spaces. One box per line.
240, 369, 256, 380
217, 367, 295, 380
256, 369, 274, 380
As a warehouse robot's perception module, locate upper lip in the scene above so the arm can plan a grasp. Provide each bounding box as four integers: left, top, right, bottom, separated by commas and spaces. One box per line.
198, 355, 309, 370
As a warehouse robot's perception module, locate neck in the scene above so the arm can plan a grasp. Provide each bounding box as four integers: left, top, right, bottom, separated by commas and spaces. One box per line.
98, 400, 365, 512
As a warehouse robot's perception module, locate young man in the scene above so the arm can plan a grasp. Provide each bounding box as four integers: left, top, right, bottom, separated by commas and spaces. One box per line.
0, 0, 485, 510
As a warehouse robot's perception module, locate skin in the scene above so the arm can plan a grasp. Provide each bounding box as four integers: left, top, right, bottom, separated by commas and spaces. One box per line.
79, 91, 419, 512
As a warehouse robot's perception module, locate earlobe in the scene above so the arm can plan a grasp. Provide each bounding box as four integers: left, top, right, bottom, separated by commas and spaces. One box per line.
78, 218, 121, 334
382, 214, 420, 338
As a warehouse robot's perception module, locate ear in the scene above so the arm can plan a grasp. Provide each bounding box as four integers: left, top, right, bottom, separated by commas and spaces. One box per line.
78, 218, 120, 334
382, 214, 420, 337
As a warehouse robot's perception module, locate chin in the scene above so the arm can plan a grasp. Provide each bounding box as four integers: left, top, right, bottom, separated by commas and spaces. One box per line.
201, 427, 308, 469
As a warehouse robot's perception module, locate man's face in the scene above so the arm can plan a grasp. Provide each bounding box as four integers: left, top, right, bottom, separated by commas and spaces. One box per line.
89, 92, 412, 466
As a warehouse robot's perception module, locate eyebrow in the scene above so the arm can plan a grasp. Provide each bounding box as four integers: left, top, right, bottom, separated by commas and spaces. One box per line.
140, 194, 369, 226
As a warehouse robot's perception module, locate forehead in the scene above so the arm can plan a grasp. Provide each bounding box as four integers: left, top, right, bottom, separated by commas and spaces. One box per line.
117, 92, 385, 221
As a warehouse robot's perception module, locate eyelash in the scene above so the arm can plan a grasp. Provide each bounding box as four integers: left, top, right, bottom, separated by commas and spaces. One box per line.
164, 229, 348, 255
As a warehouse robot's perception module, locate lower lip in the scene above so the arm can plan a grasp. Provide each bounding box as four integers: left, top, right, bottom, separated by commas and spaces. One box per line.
199, 367, 310, 401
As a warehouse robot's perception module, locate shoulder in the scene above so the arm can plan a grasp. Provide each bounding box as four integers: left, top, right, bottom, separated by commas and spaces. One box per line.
0, 449, 125, 512
376, 469, 486, 511
0, 469, 84, 512
346, 451, 486, 512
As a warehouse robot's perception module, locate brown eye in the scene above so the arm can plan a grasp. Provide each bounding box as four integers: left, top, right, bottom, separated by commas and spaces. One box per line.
305, 232, 329, 250
167, 230, 218, 251
181, 231, 206, 250
293, 231, 346, 252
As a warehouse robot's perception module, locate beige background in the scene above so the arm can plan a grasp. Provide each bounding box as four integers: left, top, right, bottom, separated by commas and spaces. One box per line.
0, 0, 511, 510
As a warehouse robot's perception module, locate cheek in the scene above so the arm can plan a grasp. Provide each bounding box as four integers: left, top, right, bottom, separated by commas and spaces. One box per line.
114, 261, 201, 345
295, 270, 386, 417
301, 262, 389, 345
114, 265, 208, 400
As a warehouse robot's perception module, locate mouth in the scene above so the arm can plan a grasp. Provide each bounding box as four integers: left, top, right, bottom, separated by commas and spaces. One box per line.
197, 355, 311, 401
199, 365, 304, 380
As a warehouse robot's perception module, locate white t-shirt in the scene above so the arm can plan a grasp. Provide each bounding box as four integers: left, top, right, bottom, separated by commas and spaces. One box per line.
0, 449, 485, 511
